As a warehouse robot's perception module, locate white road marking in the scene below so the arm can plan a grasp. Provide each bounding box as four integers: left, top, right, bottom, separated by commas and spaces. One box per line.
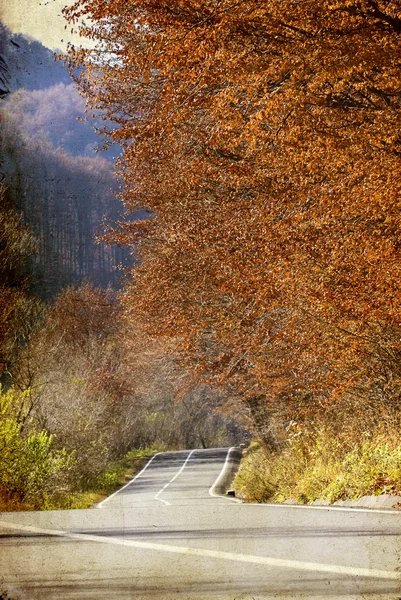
67, 446, 401, 514
97, 452, 161, 508
154, 449, 196, 505
209, 446, 242, 503
0, 520, 398, 581
247, 502, 401, 515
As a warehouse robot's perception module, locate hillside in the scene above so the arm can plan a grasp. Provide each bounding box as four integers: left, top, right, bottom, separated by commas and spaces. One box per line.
0, 22, 130, 294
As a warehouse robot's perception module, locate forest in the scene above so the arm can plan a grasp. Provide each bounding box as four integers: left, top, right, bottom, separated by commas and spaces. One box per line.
1, 0, 401, 509
0, 23, 239, 510
0, 174, 238, 510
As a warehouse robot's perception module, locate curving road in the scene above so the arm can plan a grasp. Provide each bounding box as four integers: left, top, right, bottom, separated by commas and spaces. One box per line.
0, 447, 400, 599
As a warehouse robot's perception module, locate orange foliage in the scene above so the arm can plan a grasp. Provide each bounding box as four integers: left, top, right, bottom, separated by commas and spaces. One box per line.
64, 1, 401, 435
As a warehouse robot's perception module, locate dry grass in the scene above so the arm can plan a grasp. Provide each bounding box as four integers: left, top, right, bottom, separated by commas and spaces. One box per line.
234, 428, 401, 504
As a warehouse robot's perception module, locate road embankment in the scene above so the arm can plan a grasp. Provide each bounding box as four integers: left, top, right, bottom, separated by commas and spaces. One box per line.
233, 440, 401, 511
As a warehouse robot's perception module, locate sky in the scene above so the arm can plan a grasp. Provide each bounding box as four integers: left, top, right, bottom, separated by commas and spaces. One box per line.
0, 0, 88, 51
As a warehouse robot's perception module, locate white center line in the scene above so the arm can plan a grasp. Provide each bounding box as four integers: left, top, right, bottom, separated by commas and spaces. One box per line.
0, 520, 398, 581
154, 449, 196, 505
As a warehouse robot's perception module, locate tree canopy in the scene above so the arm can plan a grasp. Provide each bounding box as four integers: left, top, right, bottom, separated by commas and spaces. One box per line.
64, 0, 401, 439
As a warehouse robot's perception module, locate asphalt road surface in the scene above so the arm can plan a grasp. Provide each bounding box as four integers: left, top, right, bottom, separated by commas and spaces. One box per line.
1, 447, 400, 599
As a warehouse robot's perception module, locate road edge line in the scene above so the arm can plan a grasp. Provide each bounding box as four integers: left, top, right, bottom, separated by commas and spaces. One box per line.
96, 452, 161, 508
243, 502, 401, 515
209, 446, 242, 503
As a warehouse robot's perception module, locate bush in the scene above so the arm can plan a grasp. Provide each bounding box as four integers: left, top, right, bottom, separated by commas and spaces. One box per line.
0, 387, 74, 505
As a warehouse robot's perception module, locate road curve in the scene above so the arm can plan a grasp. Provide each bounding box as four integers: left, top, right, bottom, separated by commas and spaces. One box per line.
0, 447, 400, 600
97, 447, 242, 509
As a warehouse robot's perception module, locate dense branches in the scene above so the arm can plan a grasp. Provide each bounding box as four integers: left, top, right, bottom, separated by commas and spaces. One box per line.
0, 184, 42, 379
64, 0, 401, 441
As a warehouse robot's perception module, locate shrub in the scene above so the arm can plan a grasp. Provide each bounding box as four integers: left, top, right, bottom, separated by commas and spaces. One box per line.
0, 387, 74, 505
234, 428, 401, 504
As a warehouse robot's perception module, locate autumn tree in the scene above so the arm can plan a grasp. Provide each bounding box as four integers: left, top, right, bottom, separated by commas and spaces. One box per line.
14, 282, 238, 487
64, 0, 401, 443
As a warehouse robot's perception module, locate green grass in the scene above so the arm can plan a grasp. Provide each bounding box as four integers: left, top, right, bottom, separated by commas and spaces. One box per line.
0, 446, 165, 511
233, 431, 401, 504
44, 446, 165, 510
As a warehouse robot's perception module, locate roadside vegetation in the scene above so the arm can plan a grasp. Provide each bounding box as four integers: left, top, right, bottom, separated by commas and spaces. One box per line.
60, 0, 401, 505
235, 430, 401, 505
0, 275, 239, 510
2, 1, 401, 509
31, 448, 163, 511
0, 184, 240, 511
0, 442, 160, 512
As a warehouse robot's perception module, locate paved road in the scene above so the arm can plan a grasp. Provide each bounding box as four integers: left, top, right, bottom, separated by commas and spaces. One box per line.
0, 447, 400, 599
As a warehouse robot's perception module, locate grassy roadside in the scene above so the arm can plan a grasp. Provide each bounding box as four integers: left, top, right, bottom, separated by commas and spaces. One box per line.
0, 447, 164, 512
233, 431, 401, 505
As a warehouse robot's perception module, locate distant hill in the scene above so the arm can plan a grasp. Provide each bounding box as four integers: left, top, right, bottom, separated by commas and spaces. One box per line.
0, 22, 71, 95
0, 22, 132, 295
0, 22, 117, 160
